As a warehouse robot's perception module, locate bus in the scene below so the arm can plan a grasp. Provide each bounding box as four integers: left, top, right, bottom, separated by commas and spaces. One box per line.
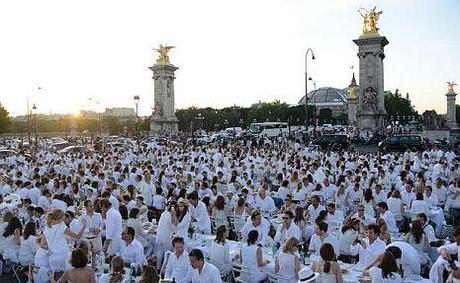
249, 122, 289, 138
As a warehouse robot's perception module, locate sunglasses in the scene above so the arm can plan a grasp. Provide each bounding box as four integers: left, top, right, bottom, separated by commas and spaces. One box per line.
282, 217, 289, 220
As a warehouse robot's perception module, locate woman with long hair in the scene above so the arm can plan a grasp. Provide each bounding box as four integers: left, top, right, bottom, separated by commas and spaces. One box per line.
376, 218, 392, 244
48, 248, 96, 283
312, 243, 343, 283
44, 209, 86, 272
172, 198, 192, 242
240, 230, 268, 282
98, 256, 125, 283
209, 225, 232, 275
405, 220, 431, 266
137, 265, 159, 283
362, 188, 376, 217
338, 218, 360, 263
367, 251, 402, 283
2, 216, 22, 262
18, 221, 39, 265
274, 237, 301, 283
211, 195, 228, 228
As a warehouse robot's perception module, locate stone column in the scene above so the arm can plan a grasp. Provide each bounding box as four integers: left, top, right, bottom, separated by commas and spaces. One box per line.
149, 64, 179, 136
348, 96, 358, 125
446, 90, 458, 129
353, 35, 389, 130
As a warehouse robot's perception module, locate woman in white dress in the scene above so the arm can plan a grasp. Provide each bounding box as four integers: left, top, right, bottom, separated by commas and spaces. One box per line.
274, 237, 301, 283
98, 256, 126, 283
232, 198, 250, 232
405, 220, 431, 266
311, 243, 344, 283
209, 225, 232, 276
387, 190, 404, 221
240, 230, 269, 282
211, 195, 228, 229
2, 216, 22, 263
18, 221, 39, 265
173, 198, 192, 242
362, 189, 376, 217
43, 209, 86, 272
366, 251, 402, 283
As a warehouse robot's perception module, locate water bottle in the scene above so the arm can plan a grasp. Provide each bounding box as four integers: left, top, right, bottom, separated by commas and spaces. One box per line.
299, 249, 305, 264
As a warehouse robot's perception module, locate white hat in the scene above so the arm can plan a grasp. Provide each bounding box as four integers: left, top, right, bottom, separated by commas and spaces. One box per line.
297, 267, 319, 283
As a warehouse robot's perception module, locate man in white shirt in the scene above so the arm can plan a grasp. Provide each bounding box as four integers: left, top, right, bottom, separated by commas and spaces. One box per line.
401, 183, 416, 207
188, 248, 222, 283
308, 222, 339, 257
416, 213, 436, 243
386, 241, 421, 280
164, 237, 193, 283
431, 226, 460, 283
240, 211, 270, 246
350, 224, 386, 268
79, 199, 103, 252
100, 199, 122, 256
120, 226, 145, 266
326, 203, 344, 231
28, 183, 41, 205
306, 195, 325, 223
187, 192, 211, 235
274, 211, 301, 245
377, 202, 399, 234
156, 201, 177, 269
424, 186, 439, 208
254, 189, 276, 218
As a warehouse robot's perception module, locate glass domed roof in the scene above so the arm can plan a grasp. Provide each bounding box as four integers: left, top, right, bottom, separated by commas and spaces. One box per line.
298, 87, 348, 106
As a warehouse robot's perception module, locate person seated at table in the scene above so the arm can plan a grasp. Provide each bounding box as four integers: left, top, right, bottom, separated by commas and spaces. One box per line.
365, 251, 402, 283
352, 203, 375, 226
127, 208, 152, 256
416, 213, 437, 244
308, 222, 339, 257
187, 191, 212, 235
211, 195, 229, 229
239, 230, 269, 282
410, 192, 430, 214
189, 248, 222, 283
277, 194, 296, 215
405, 220, 431, 266
2, 216, 22, 263
120, 226, 145, 267
209, 225, 232, 276
274, 211, 301, 245
326, 203, 344, 232
338, 218, 360, 263
350, 224, 386, 268
274, 237, 301, 283
48, 248, 96, 283
306, 195, 325, 223
97, 256, 125, 283
384, 242, 421, 280
424, 186, 439, 208
254, 189, 276, 218
163, 236, 192, 283
377, 202, 399, 234
311, 243, 343, 283
430, 226, 460, 283
18, 221, 39, 266
137, 265, 159, 283
387, 190, 404, 221
376, 218, 392, 244
240, 211, 269, 246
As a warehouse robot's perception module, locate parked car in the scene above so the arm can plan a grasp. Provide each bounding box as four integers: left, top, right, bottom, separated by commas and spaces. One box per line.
309, 134, 350, 150
0, 149, 19, 157
57, 145, 91, 155
49, 142, 70, 152
378, 134, 427, 152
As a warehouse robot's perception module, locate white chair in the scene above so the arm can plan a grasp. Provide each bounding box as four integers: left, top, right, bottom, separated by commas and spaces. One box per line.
232, 262, 252, 283
267, 272, 297, 283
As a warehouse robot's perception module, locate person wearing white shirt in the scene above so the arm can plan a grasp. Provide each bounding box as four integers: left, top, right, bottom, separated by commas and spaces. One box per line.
18, 222, 39, 265
240, 211, 270, 246
308, 222, 339, 257
64, 211, 82, 245
350, 224, 386, 269
326, 203, 344, 232
424, 186, 439, 208
254, 189, 276, 218
274, 211, 301, 245
385, 241, 421, 280
306, 195, 325, 223
277, 181, 291, 201
164, 237, 193, 283
367, 251, 402, 283
433, 178, 448, 206
188, 248, 222, 283
431, 227, 460, 283
100, 199, 122, 256
79, 200, 104, 253
187, 192, 211, 235
377, 202, 399, 234
120, 227, 145, 266
410, 192, 429, 214
322, 178, 337, 201
156, 201, 177, 269
416, 213, 436, 243
401, 183, 416, 207
209, 226, 232, 276
28, 185, 41, 206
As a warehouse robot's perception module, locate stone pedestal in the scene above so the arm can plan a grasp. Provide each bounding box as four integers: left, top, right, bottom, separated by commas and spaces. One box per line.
348, 96, 357, 125
353, 35, 389, 129
149, 64, 179, 136
446, 91, 458, 129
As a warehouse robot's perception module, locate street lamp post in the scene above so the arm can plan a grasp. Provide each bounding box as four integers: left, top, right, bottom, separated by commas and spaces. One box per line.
305, 48, 316, 131
32, 103, 38, 152
133, 95, 140, 136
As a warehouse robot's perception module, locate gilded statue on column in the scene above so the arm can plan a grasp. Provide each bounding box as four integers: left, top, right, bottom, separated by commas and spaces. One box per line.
447, 82, 457, 93
359, 7, 383, 35
155, 44, 175, 65
348, 86, 356, 99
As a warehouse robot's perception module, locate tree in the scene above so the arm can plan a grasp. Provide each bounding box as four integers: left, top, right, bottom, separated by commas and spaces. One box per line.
384, 89, 417, 119
0, 103, 12, 134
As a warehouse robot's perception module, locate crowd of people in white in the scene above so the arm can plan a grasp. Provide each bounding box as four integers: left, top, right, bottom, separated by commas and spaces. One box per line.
0, 138, 459, 283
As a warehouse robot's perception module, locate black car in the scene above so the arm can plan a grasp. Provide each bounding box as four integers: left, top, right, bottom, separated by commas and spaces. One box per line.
309, 134, 349, 150
378, 134, 427, 152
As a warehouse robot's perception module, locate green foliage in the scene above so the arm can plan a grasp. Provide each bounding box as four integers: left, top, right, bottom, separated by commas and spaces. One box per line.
384, 89, 417, 118
0, 103, 12, 134
100, 115, 123, 135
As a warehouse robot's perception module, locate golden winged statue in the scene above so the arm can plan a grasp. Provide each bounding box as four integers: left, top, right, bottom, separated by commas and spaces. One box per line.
155, 44, 175, 65
348, 86, 356, 99
359, 7, 383, 35
447, 81, 457, 93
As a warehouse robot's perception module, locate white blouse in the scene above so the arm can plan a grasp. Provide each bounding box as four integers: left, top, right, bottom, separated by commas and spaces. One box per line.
19, 235, 38, 265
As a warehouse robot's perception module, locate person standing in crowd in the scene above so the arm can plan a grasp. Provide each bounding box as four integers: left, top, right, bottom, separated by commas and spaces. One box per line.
100, 199, 122, 256
79, 199, 103, 253
187, 192, 211, 235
